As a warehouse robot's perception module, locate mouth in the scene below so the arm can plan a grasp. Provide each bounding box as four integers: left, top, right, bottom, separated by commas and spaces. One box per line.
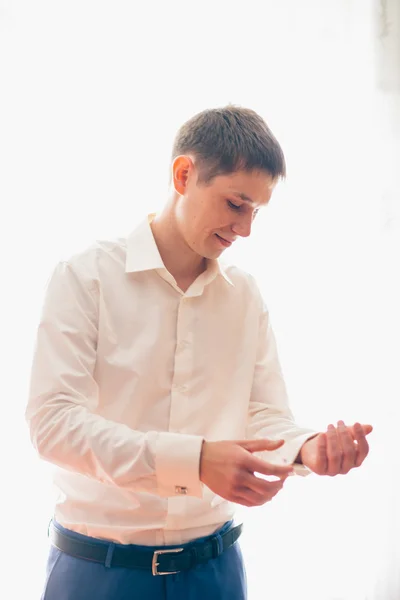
215, 234, 233, 248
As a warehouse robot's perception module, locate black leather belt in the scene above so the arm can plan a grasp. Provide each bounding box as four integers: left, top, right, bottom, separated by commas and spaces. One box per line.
49, 522, 243, 576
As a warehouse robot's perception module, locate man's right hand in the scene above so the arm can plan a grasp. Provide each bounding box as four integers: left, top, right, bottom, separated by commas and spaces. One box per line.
199, 438, 293, 508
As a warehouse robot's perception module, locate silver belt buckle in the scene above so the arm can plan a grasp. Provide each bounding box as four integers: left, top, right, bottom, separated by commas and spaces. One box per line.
152, 547, 184, 576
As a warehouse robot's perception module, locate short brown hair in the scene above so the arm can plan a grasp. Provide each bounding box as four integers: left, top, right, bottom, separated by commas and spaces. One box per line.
171, 105, 286, 184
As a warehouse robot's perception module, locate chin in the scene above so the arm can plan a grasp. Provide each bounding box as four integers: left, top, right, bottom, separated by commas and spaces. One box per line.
202, 248, 225, 260
188, 237, 225, 261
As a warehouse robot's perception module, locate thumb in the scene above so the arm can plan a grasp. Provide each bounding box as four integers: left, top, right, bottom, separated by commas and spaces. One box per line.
352, 423, 373, 435
362, 424, 373, 434
237, 438, 285, 453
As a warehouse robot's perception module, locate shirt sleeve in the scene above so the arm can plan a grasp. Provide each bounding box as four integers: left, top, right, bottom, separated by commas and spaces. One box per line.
25, 260, 204, 498
247, 299, 319, 476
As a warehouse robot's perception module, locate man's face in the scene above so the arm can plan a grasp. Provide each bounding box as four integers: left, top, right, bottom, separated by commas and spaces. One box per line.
174, 162, 276, 259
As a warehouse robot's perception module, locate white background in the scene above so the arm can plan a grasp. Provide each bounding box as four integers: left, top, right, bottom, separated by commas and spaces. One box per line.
1, 1, 399, 598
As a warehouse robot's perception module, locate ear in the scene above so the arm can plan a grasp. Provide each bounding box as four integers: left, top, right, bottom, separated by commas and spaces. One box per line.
172, 155, 195, 195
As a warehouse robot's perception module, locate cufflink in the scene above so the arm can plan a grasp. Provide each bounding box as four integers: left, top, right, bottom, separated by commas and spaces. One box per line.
175, 486, 188, 495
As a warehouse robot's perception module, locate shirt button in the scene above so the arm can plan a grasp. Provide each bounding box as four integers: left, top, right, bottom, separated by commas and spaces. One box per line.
172, 383, 188, 393
175, 486, 188, 495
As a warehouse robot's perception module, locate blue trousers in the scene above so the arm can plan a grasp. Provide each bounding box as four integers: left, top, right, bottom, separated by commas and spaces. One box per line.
41, 520, 247, 599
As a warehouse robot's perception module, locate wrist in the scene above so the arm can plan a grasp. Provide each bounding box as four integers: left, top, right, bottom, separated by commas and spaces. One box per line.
297, 434, 320, 465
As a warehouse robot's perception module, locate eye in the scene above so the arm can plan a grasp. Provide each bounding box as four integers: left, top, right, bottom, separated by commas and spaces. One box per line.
227, 200, 241, 211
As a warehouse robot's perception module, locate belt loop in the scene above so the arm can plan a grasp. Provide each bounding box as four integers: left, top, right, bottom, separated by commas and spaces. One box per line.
105, 543, 115, 568
212, 532, 223, 558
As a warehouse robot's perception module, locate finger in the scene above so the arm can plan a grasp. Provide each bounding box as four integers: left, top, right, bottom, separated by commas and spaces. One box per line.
233, 480, 285, 507
362, 424, 373, 435
350, 423, 373, 438
245, 454, 294, 478
238, 438, 285, 453
326, 425, 342, 476
353, 422, 370, 467
337, 420, 356, 474
243, 471, 286, 496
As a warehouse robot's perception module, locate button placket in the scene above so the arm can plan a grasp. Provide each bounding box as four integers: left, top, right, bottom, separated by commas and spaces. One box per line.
166, 297, 195, 526
169, 297, 193, 433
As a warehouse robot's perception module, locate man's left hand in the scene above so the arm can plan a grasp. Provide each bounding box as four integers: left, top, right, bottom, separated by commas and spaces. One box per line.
299, 421, 373, 476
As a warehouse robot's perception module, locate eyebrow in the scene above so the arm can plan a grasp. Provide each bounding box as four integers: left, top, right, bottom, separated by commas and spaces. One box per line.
232, 192, 254, 204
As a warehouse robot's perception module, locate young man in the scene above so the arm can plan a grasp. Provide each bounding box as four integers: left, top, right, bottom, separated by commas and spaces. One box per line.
26, 106, 372, 600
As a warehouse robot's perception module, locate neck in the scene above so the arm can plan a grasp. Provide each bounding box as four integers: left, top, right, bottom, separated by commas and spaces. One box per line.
150, 200, 207, 284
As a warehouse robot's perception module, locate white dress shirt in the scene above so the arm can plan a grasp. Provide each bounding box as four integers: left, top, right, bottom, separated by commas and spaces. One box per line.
26, 214, 316, 546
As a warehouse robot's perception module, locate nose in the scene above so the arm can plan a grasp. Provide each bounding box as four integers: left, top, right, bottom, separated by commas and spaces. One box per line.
231, 213, 253, 238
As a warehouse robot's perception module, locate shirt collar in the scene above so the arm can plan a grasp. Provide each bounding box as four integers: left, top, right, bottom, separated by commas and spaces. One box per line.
125, 214, 165, 273
206, 257, 234, 286
125, 214, 234, 287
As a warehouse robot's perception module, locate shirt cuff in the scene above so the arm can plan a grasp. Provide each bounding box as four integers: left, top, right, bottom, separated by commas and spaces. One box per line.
155, 432, 205, 497
254, 431, 319, 478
